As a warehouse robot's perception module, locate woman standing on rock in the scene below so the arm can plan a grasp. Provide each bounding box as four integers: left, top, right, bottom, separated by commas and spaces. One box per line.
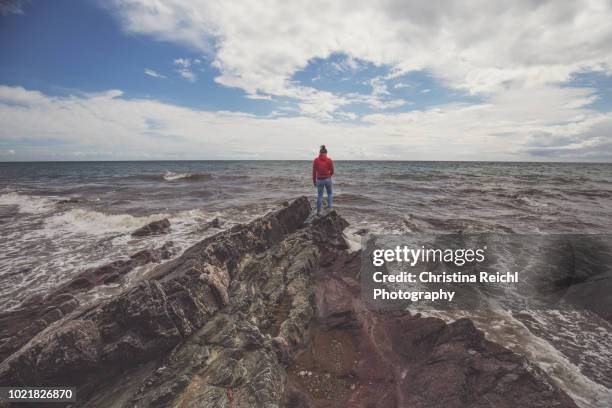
312, 145, 334, 215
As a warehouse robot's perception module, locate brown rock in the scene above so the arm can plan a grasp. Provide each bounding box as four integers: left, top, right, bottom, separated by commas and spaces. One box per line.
286, 248, 578, 408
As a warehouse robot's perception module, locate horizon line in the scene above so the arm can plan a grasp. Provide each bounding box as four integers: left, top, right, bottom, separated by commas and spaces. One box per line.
1, 159, 611, 164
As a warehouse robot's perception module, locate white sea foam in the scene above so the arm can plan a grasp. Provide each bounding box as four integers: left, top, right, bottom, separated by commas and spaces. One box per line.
1, 206, 231, 310
163, 171, 192, 181
343, 231, 362, 253
516, 195, 548, 208
0, 192, 55, 214
44, 209, 169, 235
170, 208, 208, 223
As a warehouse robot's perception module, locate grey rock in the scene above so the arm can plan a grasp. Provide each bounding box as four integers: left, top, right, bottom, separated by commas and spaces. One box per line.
132, 218, 171, 237
0, 242, 176, 362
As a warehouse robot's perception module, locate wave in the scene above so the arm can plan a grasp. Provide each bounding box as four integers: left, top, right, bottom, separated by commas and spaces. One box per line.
41, 206, 232, 238
561, 189, 612, 199
487, 190, 554, 208
401, 213, 515, 233
0, 192, 55, 214
456, 187, 493, 195
513, 195, 549, 208
333, 193, 382, 206
163, 171, 211, 181
124, 171, 214, 182
44, 209, 169, 235
491, 188, 561, 200
151, 171, 216, 182
224, 174, 250, 181
343, 230, 362, 253
513, 174, 591, 184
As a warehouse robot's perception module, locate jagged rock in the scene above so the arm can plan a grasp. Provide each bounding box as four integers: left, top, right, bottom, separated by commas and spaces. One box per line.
287, 245, 578, 408
57, 241, 176, 293
194, 217, 224, 234
0, 242, 176, 362
0, 197, 315, 405
0, 197, 579, 408
205, 217, 223, 229
132, 218, 171, 237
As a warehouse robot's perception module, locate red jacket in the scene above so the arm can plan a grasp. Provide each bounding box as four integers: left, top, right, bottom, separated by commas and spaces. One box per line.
312, 153, 334, 184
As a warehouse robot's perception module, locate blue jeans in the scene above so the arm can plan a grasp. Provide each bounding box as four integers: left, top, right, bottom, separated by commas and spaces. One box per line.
316, 178, 332, 213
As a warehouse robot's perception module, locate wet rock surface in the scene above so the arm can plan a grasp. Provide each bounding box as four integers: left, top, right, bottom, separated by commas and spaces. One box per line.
203, 217, 223, 230
0, 197, 578, 407
132, 218, 171, 237
287, 247, 578, 408
0, 241, 176, 363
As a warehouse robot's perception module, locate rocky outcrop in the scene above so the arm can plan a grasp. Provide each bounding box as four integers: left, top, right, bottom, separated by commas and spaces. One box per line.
0, 242, 176, 363
0, 197, 315, 405
132, 218, 171, 237
202, 217, 223, 230
289, 245, 578, 407
0, 197, 578, 407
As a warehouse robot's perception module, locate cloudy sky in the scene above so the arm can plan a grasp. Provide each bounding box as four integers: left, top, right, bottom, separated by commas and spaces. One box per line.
1, 0, 612, 161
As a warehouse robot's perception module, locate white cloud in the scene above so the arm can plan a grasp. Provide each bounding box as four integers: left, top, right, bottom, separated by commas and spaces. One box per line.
331, 56, 360, 73
245, 93, 272, 100
173, 58, 191, 68
4, 1, 612, 161
1, 84, 610, 161
177, 69, 196, 82
369, 77, 389, 96
350, 92, 407, 110
144, 68, 166, 78
0, 85, 47, 105
349, 76, 409, 110
173, 57, 201, 82
108, 0, 612, 108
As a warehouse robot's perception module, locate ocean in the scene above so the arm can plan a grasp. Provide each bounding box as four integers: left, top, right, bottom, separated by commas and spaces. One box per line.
1, 160, 611, 407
